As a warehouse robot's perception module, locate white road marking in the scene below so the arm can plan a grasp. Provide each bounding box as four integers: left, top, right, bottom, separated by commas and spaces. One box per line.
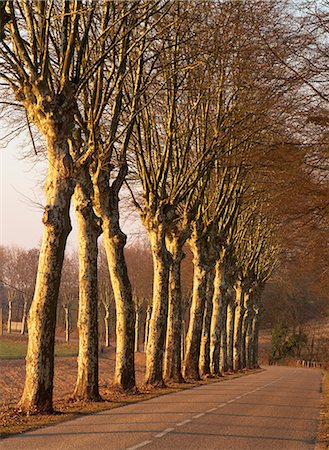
154, 428, 175, 438
176, 419, 191, 426
193, 413, 205, 418
218, 403, 227, 408
126, 440, 152, 450
207, 407, 217, 412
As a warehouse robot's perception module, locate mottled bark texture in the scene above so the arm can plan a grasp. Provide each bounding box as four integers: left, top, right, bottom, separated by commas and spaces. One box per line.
92, 170, 135, 390
199, 269, 215, 377
63, 304, 71, 343
219, 296, 229, 373
226, 297, 236, 372
144, 305, 152, 353
21, 300, 28, 335
73, 169, 101, 401
104, 304, 111, 348
252, 308, 261, 368
209, 256, 227, 375
164, 236, 184, 383
145, 225, 170, 386
19, 132, 74, 413
135, 304, 141, 352
7, 298, 12, 334
241, 291, 252, 369
233, 281, 245, 371
245, 312, 254, 369
183, 232, 208, 380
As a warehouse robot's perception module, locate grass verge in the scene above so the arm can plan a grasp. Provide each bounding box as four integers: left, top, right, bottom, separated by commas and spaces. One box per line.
0, 368, 262, 439
0, 337, 78, 360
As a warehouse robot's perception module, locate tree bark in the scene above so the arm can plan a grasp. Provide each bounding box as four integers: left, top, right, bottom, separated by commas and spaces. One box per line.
135, 303, 141, 352
104, 304, 111, 348
145, 226, 170, 386
183, 232, 208, 380
73, 171, 101, 401
92, 172, 135, 390
226, 297, 236, 372
7, 299, 12, 334
242, 291, 253, 369
63, 304, 71, 343
19, 136, 73, 413
199, 269, 215, 377
144, 305, 152, 353
233, 281, 245, 372
164, 236, 184, 383
21, 299, 28, 335
219, 296, 229, 373
252, 308, 260, 368
209, 256, 227, 375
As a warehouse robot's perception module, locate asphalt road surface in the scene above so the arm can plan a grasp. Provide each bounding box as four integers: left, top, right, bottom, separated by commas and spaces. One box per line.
0, 366, 322, 450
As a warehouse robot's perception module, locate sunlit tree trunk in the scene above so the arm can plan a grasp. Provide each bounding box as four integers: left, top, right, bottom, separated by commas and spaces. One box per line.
183, 231, 208, 380
209, 255, 227, 375
181, 318, 186, 362
144, 305, 152, 353
63, 303, 71, 343
219, 296, 229, 373
164, 236, 184, 383
104, 304, 111, 348
145, 224, 170, 386
21, 299, 28, 335
73, 171, 101, 401
19, 134, 74, 413
252, 307, 261, 368
135, 302, 141, 352
245, 310, 254, 369
233, 280, 245, 371
226, 297, 236, 372
242, 291, 252, 369
93, 171, 135, 390
199, 269, 215, 377
7, 297, 12, 334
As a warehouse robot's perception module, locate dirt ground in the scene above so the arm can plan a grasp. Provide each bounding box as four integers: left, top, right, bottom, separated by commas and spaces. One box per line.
0, 346, 146, 408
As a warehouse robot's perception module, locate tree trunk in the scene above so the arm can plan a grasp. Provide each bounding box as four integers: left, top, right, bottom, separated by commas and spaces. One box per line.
21, 299, 28, 335
19, 136, 73, 413
245, 309, 254, 369
226, 298, 236, 372
183, 233, 208, 380
233, 281, 244, 372
252, 309, 260, 368
7, 299, 12, 334
209, 256, 227, 375
199, 269, 215, 377
73, 173, 101, 401
145, 226, 170, 386
135, 304, 141, 352
103, 220, 135, 389
92, 172, 135, 390
242, 291, 252, 369
104, 305, 110, 348
181, 318, 186, 362
144, 305, 152, 353
63, 304, 71, 343
219, 297, 228, 373
164, 237, 184, 383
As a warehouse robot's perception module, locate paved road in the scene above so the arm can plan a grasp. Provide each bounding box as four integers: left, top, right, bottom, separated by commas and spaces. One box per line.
0, 366, 322, 450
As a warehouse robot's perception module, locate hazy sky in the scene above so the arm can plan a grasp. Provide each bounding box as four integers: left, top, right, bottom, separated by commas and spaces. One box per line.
0, 134, 144, 250
1, 137, 53, 249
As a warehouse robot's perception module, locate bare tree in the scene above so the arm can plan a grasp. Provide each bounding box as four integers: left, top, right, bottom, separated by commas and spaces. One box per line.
0, 0, 127, 412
